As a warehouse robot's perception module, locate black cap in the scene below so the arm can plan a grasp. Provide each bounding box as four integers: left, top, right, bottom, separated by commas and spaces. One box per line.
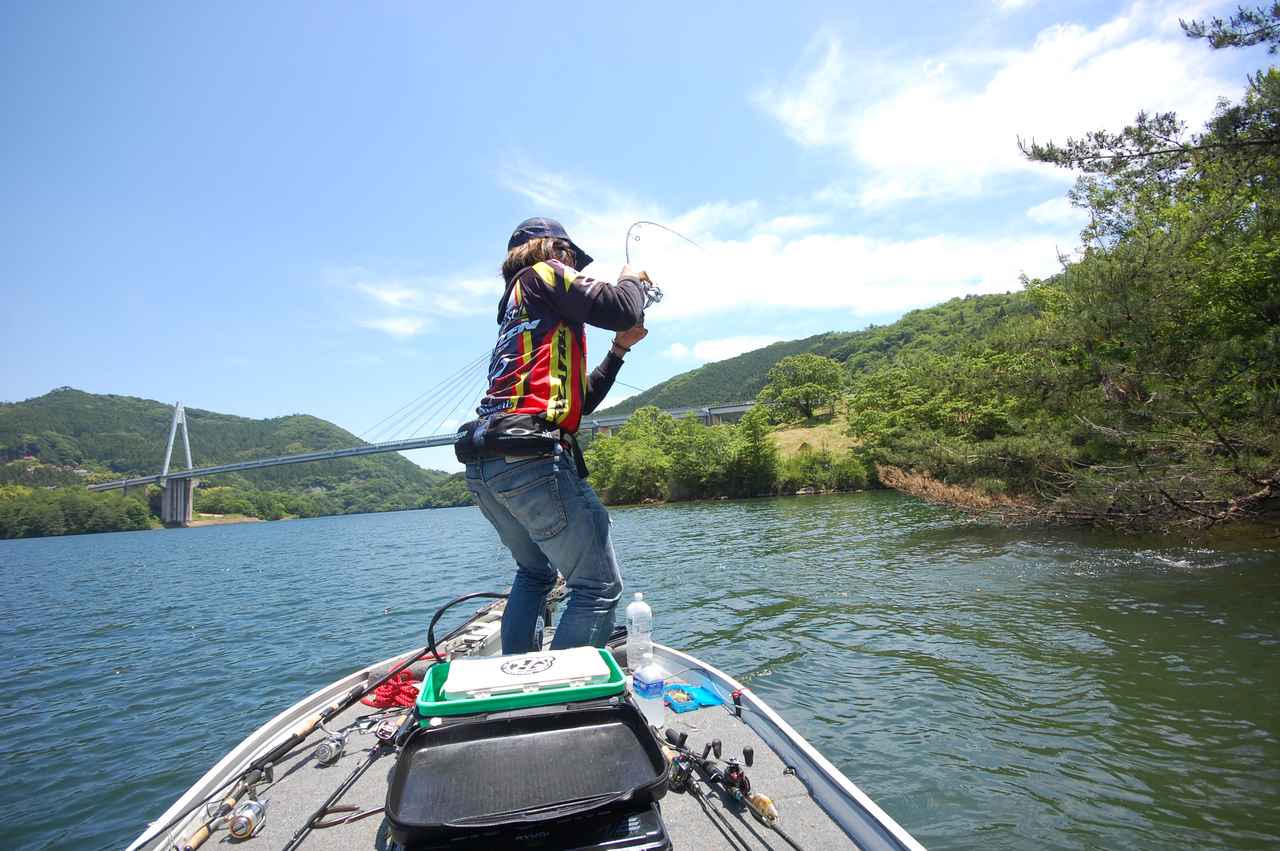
507, 217, 593, 269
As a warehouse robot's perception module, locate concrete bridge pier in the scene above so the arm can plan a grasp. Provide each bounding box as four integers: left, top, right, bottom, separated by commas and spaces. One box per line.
160, 477, 196, 527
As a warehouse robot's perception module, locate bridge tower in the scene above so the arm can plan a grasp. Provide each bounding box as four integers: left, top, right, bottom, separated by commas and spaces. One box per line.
159, 402, 197, 527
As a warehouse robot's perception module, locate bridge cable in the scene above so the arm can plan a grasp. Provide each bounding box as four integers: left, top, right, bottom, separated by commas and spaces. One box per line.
361, 350, 490, 443
362, 350, 491, 443
396, 358, 488, 440
405, 362, 489, 439
424, 382, 488, 441
411, 360, 490, 439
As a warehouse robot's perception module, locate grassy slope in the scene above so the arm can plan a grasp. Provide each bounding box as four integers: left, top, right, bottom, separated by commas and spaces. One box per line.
771, 421, 858, 457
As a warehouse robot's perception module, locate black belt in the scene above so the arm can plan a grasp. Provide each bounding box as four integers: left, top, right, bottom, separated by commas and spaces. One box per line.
455, 416, 588, 477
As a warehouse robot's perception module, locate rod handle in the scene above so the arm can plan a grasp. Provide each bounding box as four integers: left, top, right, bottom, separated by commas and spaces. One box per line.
177, 823, 210, 851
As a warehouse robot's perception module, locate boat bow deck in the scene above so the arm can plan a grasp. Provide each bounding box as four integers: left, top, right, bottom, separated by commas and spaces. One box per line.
133, 607, 923, 851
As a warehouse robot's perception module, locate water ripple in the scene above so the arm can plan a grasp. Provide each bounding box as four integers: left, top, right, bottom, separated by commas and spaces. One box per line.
1, 494, 1277, 850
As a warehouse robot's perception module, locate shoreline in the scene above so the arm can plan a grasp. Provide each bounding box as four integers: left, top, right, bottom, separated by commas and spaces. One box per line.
187, 513, 267, 527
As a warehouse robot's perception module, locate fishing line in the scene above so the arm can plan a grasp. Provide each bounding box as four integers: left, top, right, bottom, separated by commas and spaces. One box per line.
610, 378, 648, 394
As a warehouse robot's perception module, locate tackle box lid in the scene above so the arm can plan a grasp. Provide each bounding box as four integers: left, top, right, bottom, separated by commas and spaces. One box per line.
443, 646, 611, 700
418, 647, 625, 720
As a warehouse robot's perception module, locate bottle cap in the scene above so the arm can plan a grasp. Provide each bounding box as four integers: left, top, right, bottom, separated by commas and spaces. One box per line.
634, 592, 644, 601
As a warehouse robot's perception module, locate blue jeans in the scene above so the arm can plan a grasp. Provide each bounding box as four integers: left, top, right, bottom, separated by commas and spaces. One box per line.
465, 453, 623, 654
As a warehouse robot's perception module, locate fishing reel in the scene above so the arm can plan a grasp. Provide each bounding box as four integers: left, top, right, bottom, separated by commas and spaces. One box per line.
723, 747, 753, 797
201, 785, 269, 841
669, 755, 694, 792
228, 798, 268, 840
637, 271, 664, 309
624, 220, 697, 310
374, 717, 402, 744
315, 730, 347, 766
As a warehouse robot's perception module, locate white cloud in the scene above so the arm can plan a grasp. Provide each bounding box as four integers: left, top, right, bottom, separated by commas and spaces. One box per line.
345, 269, 497, 336
757, 4, 1237, 205
757, 33, 849, 148
1027, 197, 1088, 226
358, 282, 422, 308
360, 318, 425, 338
997, 0, 1037, 10
637, 230, 1064, 319
489, 165, 1072, 321
432, 294, 483, 317
663, 342, 690, 359
459, 277, 502, 296
757, 214, 829, 235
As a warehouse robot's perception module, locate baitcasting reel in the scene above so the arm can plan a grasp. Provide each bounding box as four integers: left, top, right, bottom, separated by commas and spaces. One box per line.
374, 718, 401, 744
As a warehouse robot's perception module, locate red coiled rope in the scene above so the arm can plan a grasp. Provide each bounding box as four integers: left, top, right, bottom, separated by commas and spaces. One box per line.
360, 669, 421, 708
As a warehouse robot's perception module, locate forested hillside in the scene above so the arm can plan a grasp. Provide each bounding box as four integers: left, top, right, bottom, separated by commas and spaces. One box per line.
597, 14, 1280, 534
0, 388, 470, 537
600, 291, 1036, 415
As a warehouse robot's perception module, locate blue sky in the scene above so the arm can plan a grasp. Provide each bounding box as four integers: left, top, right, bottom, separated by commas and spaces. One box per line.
1, 1, 1265, 471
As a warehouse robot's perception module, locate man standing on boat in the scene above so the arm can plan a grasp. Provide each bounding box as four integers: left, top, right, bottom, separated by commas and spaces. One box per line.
456, 217, 650, 654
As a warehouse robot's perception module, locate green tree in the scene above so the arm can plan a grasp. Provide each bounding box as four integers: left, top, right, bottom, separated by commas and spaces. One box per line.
756, 354, 845, 421
584, 407, 675, 503
729, 407, 778, 497
1181, 4, 1280, 52
1010, 25, 1280, 527
665, 417, 735, 500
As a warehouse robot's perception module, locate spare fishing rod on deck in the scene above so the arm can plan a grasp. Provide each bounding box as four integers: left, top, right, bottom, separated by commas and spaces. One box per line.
663, 728, 808, 851
155, 592, 509, 850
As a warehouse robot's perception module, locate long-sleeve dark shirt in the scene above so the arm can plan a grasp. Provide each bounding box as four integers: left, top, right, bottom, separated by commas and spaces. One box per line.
478, 260, 643, 434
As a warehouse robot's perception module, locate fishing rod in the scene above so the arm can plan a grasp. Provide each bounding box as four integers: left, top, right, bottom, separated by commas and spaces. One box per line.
663, 729, 807, 851
281, 713, 412, 851
625, 219, 704, 311
625, 219, 703, 266
168, 686, 366, 851
157, 592, 509, 849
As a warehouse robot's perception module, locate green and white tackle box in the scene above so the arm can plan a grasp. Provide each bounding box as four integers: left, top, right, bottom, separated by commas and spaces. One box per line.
416, 646, 625, 723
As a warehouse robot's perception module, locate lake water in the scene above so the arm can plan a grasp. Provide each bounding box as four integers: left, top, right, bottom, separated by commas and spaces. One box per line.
1, 493, 1277, 850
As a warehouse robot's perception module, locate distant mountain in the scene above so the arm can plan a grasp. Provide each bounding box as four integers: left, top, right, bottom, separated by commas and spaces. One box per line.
0, 388, 457, 514
600, 291, 1035, 415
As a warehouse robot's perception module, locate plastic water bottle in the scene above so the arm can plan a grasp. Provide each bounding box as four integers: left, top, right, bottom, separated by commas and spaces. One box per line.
633, 652, 665, 729
626, 592, 652, 670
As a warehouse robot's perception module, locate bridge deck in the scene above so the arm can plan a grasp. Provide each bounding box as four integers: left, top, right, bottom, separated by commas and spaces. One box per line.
88, 434, 458, 491
91, 402, 756, 492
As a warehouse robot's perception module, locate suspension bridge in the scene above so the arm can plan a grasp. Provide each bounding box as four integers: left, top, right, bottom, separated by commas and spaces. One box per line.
88, 400, 755, 526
